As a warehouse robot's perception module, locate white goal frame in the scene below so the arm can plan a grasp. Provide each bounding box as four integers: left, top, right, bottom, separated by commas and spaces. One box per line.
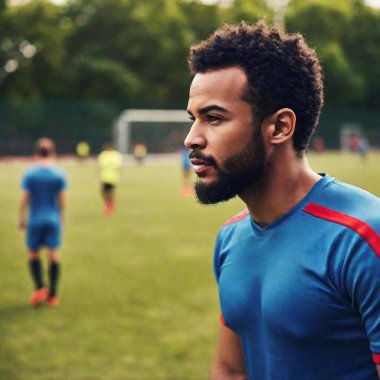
114, 109, 190, 154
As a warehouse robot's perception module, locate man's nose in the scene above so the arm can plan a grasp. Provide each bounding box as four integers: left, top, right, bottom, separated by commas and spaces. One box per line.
184, 123, 206, 150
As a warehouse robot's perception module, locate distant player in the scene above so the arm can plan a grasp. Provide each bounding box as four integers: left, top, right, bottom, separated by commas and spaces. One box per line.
133, 142, 148, 165
19, 138, 67, 307
180, 145, 193, 196
185, 21, 380, 379
358, 135, 370, 161
97, 143, 123, 215
76, 141, 90, 161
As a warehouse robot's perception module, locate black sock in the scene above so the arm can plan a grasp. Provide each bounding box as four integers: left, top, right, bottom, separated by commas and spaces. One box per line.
49, 262, 60, 297
29, 259, 44, 289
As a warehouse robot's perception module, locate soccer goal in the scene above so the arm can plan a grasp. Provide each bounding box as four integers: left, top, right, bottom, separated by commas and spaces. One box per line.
114, 109, 191, 154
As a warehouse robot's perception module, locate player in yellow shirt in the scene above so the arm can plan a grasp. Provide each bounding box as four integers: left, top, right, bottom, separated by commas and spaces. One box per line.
76, 141, 90, 161
97, 143, 123, 215
133, 142, 147, 165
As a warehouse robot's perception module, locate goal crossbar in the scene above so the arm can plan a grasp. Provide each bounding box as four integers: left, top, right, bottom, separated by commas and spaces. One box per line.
114, 109, 189, 154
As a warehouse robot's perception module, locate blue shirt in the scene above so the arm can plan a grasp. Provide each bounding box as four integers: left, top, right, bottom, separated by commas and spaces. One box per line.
180, 146, 192, 170
21, 164, 67, 223
214, 174, 380, 379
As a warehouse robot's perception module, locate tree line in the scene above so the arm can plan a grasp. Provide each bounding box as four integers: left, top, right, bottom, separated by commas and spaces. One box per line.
0, 0, 379, 153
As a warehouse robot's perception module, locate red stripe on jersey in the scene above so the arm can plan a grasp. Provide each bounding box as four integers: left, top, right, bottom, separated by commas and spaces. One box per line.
304, 202, 380, 258
372, 353, 380, 364
223, 210, 250, 226
220, 314, 226, 326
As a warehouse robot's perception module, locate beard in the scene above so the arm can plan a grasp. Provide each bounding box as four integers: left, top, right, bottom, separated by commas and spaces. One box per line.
192, 131, 267, 204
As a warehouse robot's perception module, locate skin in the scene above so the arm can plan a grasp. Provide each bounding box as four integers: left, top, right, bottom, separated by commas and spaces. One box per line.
186, 67, 255, 189
185, 66, 380, 379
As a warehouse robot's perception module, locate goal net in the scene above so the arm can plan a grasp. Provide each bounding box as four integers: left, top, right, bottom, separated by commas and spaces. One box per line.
114, 109, 191, 155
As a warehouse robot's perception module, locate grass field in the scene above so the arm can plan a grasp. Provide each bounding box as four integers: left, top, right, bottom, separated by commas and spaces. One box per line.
0, 151, 379, 380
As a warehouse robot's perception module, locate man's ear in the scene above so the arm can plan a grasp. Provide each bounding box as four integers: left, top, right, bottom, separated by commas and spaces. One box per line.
262, 108, 296, 145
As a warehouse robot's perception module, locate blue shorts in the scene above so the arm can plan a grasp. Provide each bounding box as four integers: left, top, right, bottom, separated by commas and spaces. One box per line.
27, 219, 61, 251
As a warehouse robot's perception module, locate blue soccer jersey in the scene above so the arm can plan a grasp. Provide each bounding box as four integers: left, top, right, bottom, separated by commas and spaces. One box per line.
214, 174, 380, 379
21, 165, 67, 249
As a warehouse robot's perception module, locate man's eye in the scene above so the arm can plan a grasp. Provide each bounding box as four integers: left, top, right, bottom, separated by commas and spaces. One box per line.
188, 116, 195, 122
206, 115, 220, 123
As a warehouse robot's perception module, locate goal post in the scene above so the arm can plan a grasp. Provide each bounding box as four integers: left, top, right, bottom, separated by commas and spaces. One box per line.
114, 109, 190, 154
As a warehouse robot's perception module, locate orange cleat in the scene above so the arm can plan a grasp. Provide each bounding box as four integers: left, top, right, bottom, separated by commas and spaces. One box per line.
29, 288, 49, 307
103, 202, 116, 215
46, 295, 60, 307
181, 186, 193, 197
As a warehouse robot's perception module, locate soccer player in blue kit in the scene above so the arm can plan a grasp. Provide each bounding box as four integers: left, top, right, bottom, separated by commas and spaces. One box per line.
185, 21, 380, 379
19, 138, 67, 307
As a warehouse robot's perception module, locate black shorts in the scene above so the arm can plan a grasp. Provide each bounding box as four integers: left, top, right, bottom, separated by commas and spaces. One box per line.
102, 183, 115, 192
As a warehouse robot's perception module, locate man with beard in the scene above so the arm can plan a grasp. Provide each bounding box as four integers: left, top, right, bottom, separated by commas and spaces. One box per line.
185, 21, 380, 380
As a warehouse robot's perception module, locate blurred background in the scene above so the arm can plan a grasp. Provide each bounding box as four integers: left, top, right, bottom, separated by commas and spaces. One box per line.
0, 0, 379, 156
1, 2, 380, 379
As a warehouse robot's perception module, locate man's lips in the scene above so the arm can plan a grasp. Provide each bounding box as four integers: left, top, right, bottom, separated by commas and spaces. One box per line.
190, 158, 214, 174
189, 151, 217, 174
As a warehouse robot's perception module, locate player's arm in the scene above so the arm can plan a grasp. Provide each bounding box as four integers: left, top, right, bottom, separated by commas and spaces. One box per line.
18, 191, 30, 230
376, 364, 380, 378
210, 324, 247, 380
58, 191, 66, 224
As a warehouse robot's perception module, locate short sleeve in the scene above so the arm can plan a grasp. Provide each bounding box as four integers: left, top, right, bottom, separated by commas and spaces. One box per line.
58, 171, 67, 192
343, 232, 380, 358
213, 229, 226, 284
21, 173, 30, 192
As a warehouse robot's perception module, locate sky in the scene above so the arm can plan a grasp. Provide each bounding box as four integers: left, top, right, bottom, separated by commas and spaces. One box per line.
365, 0, 380, 7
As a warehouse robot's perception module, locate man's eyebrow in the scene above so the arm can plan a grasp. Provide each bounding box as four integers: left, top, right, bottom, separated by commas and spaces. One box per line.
199, 105, 228, 114
187, 104, 228, 116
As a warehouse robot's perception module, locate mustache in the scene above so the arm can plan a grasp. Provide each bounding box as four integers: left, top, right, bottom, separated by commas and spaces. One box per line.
189, 150, 218, 167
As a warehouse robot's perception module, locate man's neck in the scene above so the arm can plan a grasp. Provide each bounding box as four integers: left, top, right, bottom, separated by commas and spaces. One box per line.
240, 156, 321, 227
36, 157, 55, 166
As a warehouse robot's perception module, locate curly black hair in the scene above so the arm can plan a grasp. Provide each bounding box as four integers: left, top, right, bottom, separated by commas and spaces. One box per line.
188, 21, 324, 153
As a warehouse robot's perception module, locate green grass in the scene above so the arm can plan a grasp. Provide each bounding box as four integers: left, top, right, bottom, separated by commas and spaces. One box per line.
0, 151, 379, 380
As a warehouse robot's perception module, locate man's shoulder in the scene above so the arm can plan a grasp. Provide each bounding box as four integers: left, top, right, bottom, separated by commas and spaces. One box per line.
98, 151, 107, 160
318, 179, 380, 213
51, 165, 66, 176
112, 150, 123, 160
98, 150, 122, 160
306, 178, 380, 232
23, 164, 42, 178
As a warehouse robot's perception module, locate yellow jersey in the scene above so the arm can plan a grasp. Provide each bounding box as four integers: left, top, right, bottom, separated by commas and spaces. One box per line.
98, 150, 123, 185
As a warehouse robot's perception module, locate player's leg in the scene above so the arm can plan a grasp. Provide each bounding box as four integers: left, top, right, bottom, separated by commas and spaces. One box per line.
28, 250, 44, 289
28, 250, 49, 306
45, 222, 61, 306
46, 249, 60, 307
27, 223, 49, 306
101, 183, 109, 212
181, 167, 193, 196
103, 184, 115, 214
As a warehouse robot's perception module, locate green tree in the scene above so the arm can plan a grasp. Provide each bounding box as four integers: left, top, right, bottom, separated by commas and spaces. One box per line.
344, 2, 380, 107
285, 0, 367, 107
63, 0, 193, 108
222, 0, 273, 24
0, 0, 68, 99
